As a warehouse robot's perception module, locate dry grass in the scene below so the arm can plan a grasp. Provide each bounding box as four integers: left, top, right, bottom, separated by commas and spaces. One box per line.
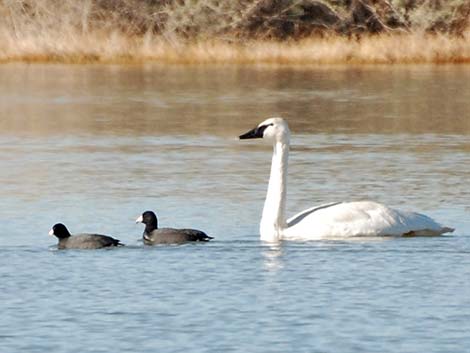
1, 31, 469, 65
0, 0, 469, 65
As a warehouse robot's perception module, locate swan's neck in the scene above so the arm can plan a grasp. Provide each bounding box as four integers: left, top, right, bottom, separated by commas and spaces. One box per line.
260, 140, 289, 242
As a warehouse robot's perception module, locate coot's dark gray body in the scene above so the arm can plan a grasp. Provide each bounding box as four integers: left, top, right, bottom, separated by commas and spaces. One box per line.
57, 233, 122, 249
143, 228, 212, 245
136, 211, 212, 245
49, 223, 123, 249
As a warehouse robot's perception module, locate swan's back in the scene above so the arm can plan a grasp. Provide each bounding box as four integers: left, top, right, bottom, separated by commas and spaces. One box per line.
284, 201, 453, 239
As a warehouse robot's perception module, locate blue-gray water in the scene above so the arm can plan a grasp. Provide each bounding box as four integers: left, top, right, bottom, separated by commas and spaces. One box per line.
0, 64, 469, 352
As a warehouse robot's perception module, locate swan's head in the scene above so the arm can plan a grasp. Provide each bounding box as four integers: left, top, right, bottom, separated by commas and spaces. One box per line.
239, 117, 290, 143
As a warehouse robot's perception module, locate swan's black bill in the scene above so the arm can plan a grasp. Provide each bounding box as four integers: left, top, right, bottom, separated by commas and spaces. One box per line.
239, 124, 270, 139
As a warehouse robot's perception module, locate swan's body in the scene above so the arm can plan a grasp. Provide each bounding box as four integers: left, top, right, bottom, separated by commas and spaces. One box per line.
239, 117, 453, 242
285, 200, 452, 239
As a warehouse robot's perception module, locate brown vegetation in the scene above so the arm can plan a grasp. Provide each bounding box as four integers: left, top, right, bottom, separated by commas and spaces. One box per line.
0, 0, 469, 64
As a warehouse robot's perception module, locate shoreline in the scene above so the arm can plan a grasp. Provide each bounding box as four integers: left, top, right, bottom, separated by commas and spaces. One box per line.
1, 32, 469, 65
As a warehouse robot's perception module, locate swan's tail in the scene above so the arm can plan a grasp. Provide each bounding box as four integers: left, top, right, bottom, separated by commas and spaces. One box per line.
441, 227, 455, 234
403, 227, 454, 237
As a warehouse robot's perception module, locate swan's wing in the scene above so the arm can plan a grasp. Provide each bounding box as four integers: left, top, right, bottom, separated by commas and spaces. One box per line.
285, 201, 452, 239
287, 201, 386, 237
287, 202, 343, 227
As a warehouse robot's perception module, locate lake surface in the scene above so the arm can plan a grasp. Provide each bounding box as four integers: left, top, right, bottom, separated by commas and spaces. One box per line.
0, 63, 469, 353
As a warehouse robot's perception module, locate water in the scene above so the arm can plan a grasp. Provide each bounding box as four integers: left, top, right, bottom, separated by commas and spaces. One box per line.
0, 63, 470, 352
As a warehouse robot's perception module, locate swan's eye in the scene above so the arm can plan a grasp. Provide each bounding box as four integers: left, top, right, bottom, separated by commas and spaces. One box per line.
239, 123, 273, 139
259, 123, 274, 132
257, 123, 274, 136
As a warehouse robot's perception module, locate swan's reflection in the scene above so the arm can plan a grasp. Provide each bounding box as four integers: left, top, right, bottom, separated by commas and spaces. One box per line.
262, 243, 284, 272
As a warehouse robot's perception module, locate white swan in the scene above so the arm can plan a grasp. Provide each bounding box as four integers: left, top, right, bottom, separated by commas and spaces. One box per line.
239, 117, 454, 242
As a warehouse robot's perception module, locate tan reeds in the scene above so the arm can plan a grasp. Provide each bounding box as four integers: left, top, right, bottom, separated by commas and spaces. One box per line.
1, 30, 469, 65
1, 0, 469, 65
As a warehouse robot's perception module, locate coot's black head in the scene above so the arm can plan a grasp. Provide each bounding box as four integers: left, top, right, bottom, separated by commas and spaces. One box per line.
136, 210, 158, 231
49, 223, 71, 239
